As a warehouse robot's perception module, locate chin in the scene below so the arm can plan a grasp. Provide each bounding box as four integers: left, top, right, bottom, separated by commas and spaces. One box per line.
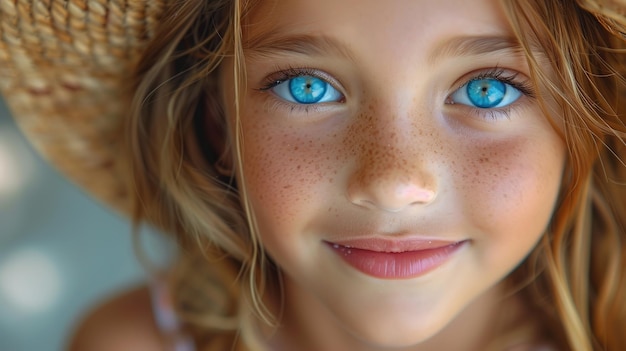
346, 327, 439, 350
335, 306, 453, 349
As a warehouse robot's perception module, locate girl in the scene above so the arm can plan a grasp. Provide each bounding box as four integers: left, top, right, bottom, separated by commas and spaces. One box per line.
1, 0, 625, 350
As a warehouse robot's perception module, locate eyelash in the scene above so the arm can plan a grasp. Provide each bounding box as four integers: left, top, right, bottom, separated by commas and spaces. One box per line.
449, 68, 535, 120
257, 67, 535, 118
258, 67, 345, 114
465, 68, 534, 97
259, 67, 331, 91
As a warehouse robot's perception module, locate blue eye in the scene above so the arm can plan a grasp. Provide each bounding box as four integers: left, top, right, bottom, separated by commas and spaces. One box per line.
272, 75, 343, 104
450, 78, 522, 108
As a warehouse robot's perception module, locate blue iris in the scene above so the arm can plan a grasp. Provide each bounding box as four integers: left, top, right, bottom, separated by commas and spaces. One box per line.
466, 79, 505, 108
271, 75, 343, 105
449, 77, 522, 109
289, 76, 328, 104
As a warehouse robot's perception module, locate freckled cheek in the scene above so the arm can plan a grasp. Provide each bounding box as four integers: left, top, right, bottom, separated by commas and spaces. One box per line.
239, 115, 343, 227
454, 139, 564, 236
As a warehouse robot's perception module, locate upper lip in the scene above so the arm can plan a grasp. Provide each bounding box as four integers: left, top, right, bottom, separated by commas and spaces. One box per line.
327, 237, 465, 253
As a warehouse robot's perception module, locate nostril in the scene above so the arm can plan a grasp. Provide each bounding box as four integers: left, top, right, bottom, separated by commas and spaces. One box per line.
348, 184, 437, 213
375, 203, 406, 213
354, 199, 423, 213
356, 199, 406, 212
346, 158, 438, 212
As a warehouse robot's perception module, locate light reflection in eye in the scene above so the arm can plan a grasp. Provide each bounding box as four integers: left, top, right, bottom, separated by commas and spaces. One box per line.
272, 75, 343, 104
449, 78, 522, 109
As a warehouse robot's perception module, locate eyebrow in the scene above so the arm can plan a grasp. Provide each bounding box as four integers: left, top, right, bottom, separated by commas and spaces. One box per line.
427, 36, 526, 65
244, 31, 531, 64
244, 32, 356, 61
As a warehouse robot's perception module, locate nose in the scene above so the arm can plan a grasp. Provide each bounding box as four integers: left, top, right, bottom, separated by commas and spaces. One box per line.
346, 111, 438, 213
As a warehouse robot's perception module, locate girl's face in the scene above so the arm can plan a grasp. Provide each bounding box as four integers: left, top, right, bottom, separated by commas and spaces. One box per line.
222, 0, 565, 349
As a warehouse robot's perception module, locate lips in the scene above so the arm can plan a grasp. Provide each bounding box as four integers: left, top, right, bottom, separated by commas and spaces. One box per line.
326, 238, 467, 279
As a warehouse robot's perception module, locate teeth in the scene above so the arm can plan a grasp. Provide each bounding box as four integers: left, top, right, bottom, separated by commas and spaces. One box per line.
331, 243, 353, 255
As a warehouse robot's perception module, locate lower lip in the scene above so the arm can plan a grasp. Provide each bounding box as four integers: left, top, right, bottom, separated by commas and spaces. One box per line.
327, 241, 467, 279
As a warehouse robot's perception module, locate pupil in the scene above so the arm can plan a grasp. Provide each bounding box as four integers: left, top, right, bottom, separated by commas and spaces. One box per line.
467, 78, 505, 108
289, 76, 328, 104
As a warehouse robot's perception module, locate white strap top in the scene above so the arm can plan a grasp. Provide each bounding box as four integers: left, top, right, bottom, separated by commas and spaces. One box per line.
149, 279, 197, 351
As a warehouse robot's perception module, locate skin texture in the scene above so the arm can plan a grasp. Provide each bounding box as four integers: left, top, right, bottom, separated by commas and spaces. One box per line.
221, 0, 566, 349
68, 286, 166, 351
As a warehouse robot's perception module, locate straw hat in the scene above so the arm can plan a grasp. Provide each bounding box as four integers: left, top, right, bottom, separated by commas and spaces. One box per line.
0, 0, 165, 213
0, 0, 624, 214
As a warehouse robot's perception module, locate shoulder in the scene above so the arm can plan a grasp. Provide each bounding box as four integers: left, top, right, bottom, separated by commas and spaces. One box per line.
67, 285, 166, 351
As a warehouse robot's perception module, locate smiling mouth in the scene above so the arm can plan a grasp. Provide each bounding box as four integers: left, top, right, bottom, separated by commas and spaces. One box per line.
325, 239, 468, 279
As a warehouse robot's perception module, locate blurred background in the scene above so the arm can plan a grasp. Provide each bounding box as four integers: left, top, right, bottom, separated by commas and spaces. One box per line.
0, 98, 160, 350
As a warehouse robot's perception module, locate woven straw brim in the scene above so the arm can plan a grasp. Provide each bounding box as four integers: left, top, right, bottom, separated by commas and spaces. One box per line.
0, 0, 164, 212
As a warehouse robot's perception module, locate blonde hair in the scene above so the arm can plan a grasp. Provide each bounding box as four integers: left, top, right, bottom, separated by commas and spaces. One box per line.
501, 1, 626, 349
125, 0, 626, 350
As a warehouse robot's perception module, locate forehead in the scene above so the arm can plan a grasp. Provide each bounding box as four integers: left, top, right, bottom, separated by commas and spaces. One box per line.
243, 0, 514, 59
